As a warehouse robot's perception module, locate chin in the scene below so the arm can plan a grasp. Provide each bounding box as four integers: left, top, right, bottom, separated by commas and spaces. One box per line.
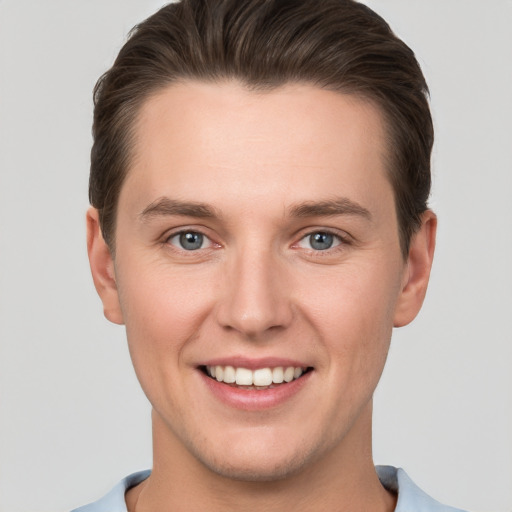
199, 451, 310, 482
184, 430, 323, 483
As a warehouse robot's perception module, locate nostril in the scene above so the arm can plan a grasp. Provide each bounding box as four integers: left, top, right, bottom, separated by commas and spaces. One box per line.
214, 265, 294, 336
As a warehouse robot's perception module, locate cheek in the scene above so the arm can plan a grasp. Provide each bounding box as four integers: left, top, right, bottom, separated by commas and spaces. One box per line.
302, 262, 401, 371
115, 264, 220, 416
116, 262, 217, 365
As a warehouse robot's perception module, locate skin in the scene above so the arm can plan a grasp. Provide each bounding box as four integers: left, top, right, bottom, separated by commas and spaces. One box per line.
87, 81, 436, 511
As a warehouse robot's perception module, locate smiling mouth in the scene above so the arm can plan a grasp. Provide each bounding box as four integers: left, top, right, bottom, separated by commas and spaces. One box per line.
200, 365, 313, 390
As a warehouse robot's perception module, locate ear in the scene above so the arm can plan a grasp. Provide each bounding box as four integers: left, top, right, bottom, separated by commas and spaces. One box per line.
86, 207, 124, 325
393, 210, 437, 327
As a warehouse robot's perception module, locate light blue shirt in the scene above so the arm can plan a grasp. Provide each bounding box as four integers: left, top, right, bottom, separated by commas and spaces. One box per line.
71, 466, 468, 511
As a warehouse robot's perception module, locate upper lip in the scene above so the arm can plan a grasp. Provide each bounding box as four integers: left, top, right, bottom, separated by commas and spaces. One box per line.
197, 356, 312, 370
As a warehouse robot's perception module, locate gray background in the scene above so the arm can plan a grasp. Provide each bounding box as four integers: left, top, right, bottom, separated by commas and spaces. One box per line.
0, 1, 510, 511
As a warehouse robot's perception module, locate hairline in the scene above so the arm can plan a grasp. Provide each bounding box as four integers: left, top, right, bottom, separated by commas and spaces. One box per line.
104, 78, 413, 259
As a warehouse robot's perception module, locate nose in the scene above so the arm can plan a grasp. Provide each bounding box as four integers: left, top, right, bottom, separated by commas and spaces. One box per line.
215, 246, 293, 338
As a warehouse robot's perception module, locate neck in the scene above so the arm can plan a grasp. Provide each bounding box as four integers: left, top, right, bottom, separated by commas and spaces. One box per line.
127, 404, 396, 512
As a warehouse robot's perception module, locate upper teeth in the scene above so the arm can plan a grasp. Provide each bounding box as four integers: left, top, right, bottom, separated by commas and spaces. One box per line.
206, 365, 305, 386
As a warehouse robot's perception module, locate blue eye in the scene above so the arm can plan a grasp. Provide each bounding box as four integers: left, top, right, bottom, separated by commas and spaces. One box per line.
298, 231, 341, 251
169, 231, 207, 250
309, 232, 334, 250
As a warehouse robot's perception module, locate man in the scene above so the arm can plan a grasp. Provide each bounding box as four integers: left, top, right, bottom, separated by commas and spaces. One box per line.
75, 0, 467, 510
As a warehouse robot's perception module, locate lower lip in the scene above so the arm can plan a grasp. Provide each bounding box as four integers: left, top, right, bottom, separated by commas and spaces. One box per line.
199, 370, 313, 411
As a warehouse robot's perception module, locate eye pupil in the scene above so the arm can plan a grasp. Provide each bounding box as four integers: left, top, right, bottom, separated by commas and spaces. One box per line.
310, 232, 333, 250
179, 232, 203, 250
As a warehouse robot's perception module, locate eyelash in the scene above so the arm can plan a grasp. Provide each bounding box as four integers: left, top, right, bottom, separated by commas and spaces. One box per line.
165, 229, 218, 252
162, 228, 351, 255
294, 229, 351, 255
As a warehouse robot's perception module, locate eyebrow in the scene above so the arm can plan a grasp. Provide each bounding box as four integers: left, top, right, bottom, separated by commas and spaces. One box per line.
139, 196, 371, 222
289, 198, 372, 220
139, 197, 219, 220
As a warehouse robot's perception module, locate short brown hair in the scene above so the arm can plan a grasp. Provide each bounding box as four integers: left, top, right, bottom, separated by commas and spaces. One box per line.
90, 0, 433, 257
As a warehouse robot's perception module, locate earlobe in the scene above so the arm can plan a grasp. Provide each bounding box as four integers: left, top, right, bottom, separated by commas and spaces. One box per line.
86, 207, 124, 325
393, 210, 437, 328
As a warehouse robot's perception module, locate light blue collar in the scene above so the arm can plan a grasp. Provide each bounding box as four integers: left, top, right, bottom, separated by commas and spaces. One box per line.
72, 466, 467, 511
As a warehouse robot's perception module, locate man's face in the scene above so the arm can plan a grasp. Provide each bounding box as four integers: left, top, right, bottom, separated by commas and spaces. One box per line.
92, 82, 427, 480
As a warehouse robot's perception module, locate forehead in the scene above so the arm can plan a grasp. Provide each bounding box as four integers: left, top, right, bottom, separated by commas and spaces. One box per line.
122, 81, 392, 215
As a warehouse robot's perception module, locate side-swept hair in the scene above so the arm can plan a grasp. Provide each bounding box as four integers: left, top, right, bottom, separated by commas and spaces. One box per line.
90, 0, 433, 257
